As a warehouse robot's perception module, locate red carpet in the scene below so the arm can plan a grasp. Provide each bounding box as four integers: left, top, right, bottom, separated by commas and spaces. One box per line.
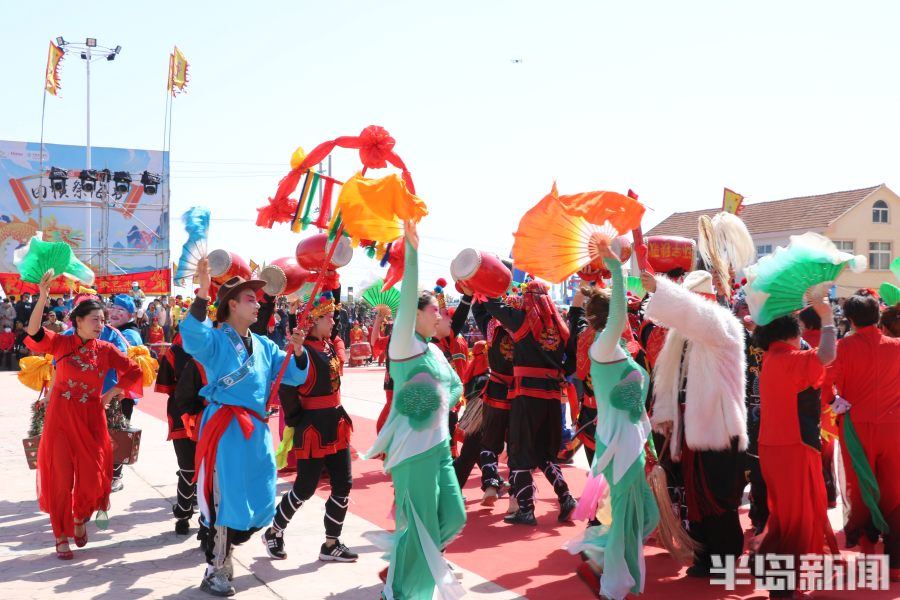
138, 386, 897, 599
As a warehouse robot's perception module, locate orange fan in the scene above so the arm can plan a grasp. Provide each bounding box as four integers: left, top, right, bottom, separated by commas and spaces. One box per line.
512, 184, 621, 283
556, 189, 645, 232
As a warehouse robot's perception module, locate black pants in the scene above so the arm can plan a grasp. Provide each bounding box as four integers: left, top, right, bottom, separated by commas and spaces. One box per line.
688, 440, 746, 569
112, 398, 135, 480
202, 469, 257, 568
508, 397, 570, 512
479, 404, 510, 491
453, 429, 482, 487
172, 437, 197, 520
273, 448, 352, 539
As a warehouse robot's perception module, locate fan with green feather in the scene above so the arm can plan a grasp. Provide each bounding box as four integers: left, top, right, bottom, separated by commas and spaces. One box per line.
744, 233, 866, 326
13, 233, 95, 285
881, 282, 900, 307
361, 278, 401, 315
626, 275, 646, 298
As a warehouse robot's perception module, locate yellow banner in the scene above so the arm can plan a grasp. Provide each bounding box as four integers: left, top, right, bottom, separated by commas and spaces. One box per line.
168, 46, 189, 95
722, 188, 744, 214
45, 41, 64, 96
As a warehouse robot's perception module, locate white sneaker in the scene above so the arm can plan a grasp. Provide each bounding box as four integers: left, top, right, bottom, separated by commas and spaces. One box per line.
481, 487, 499, 507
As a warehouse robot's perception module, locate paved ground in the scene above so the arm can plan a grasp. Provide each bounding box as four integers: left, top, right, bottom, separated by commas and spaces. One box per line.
0, 369, 519, 600
1, 367, 896, 599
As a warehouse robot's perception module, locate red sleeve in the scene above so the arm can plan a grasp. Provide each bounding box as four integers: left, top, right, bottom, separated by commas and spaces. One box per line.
102, 342, 144, 397
799, 349, 826, 390
24, 327, 63, 355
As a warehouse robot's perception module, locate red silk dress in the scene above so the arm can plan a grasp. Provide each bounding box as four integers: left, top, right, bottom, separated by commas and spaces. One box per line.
25, 328, 142, 538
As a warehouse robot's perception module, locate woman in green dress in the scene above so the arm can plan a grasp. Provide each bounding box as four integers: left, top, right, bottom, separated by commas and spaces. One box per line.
567, 242, 659, 600
365, 220, 467, 600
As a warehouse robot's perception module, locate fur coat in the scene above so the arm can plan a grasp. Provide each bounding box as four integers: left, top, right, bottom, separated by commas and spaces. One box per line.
645, 277, 747, 459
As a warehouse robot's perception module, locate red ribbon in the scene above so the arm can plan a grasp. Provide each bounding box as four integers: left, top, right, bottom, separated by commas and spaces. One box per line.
193, 404, 263, 508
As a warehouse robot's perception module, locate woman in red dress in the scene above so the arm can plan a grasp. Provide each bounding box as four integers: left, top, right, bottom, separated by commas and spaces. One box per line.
25, 271, 142, 560
753, 296, 838, 599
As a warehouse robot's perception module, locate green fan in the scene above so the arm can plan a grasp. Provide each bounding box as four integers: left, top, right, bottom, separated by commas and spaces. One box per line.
892, 256, 900, 281
361, 278, 401, 315
13, 234, 95, 285
626, 275, 646, 298
744, 233, 866, 326
881, 282, 900, 307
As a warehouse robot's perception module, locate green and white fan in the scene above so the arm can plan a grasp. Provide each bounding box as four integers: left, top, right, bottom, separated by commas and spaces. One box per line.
626, 275, 646, 298
361, 278, 401, 315
744, 232, 866, 326
14, 233, 95, 285
880, 282, 900, 307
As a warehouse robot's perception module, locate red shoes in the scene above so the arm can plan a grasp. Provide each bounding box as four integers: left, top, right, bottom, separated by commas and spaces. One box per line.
73, 520, 88, 548
55, 540, 73, 560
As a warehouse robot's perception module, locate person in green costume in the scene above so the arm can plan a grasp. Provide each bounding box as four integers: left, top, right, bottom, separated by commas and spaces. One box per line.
566, 241, 659, 600
365, 220, 467, 600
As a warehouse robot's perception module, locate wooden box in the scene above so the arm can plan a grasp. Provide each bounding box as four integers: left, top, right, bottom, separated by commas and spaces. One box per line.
110, 427, 142, 465
22, 435, 40, 470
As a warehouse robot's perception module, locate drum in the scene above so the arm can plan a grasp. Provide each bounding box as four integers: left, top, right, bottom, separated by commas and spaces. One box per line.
645, 236, 696, 274
260, 257, 311, 296
350, 341, 372, 366
295, 233, 353, 271
208, 250, 252, 284
450, 249, 511, 298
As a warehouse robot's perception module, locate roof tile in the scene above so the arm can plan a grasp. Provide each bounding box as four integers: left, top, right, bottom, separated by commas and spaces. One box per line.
645, 185, 883, 239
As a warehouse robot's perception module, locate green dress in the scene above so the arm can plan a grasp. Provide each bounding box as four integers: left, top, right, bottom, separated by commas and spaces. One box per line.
364, 238, 467, 600
566, 257, 659, 600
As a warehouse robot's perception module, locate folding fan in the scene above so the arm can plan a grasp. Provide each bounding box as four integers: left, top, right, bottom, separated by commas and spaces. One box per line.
13, 233, 95, 285
626, 275, 646, 298
698, 212, 755, 299
512, 185, 621, 283
361, 278, 401, 315
744, 233, 867, 325
880, 282, 900, 307
174, 207, 210, 285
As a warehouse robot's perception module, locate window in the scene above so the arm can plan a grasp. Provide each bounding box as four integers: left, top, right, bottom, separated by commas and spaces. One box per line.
869, 241, 892, 270
873, 200, 889, 223
756, 244, 772, 259
834, 240, 855, 253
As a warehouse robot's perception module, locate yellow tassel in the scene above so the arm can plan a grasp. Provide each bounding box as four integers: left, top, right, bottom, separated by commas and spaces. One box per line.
648, 464, 700, 564
275, 426, 295, 470
128, 345, 160, 387
17, 354, 54, 392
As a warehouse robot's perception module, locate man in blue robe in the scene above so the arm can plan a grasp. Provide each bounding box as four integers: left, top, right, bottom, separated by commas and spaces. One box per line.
181, 259, 309, 597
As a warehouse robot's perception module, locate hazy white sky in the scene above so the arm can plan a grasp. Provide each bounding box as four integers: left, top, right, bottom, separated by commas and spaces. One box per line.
3, 1, 900, 295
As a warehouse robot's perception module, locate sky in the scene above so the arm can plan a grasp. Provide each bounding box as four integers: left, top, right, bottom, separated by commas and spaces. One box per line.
3, 1, 900, 297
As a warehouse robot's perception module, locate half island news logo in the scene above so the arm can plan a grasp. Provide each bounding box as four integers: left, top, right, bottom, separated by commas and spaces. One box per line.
710, 553, 890, 592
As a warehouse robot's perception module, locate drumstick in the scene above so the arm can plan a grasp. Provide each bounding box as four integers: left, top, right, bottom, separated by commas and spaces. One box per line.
266, 223, 346, 408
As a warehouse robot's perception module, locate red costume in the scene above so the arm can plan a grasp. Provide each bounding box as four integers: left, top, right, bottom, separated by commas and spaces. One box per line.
25, 328, 142, 538
758, 341, 838, 593
826, 326, 900, 569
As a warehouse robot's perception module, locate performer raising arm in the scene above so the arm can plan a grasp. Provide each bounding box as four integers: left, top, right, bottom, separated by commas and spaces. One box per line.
181, 258, 310, 598
365, 220, 467, 600
25, 270, 142, 560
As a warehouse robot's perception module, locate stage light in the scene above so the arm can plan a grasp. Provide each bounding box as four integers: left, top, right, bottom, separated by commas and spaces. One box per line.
99, 168, 111, 181
56, 36, 65, 46
49, 167, 67, 194
107, 53, 116, 61
80, 169, 98, 193
113, 171, 131, 193
114, 45, 121, 54
140, 171, 160, 195
86, 38, 97, 47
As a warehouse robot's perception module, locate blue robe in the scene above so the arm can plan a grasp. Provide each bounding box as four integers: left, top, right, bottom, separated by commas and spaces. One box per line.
180, 312, 308, 531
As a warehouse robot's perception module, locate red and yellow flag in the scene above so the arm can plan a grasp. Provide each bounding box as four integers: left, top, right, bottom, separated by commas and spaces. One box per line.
45, 41, 64, 96
722, 188, 744, 215
167, 46, 189, 96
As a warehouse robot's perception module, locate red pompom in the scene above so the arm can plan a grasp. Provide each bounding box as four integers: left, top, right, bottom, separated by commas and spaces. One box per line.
436, 277, 448, 288
740, 278, 748, 286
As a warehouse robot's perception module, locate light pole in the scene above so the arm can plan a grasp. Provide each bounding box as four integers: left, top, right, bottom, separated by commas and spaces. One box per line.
54, 36, 121, 262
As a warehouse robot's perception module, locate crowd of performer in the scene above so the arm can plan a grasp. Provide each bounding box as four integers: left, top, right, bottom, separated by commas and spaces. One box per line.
16, 215, 900, 600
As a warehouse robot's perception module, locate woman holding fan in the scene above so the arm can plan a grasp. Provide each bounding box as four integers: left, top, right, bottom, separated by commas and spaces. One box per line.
24, 270, 142, 560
